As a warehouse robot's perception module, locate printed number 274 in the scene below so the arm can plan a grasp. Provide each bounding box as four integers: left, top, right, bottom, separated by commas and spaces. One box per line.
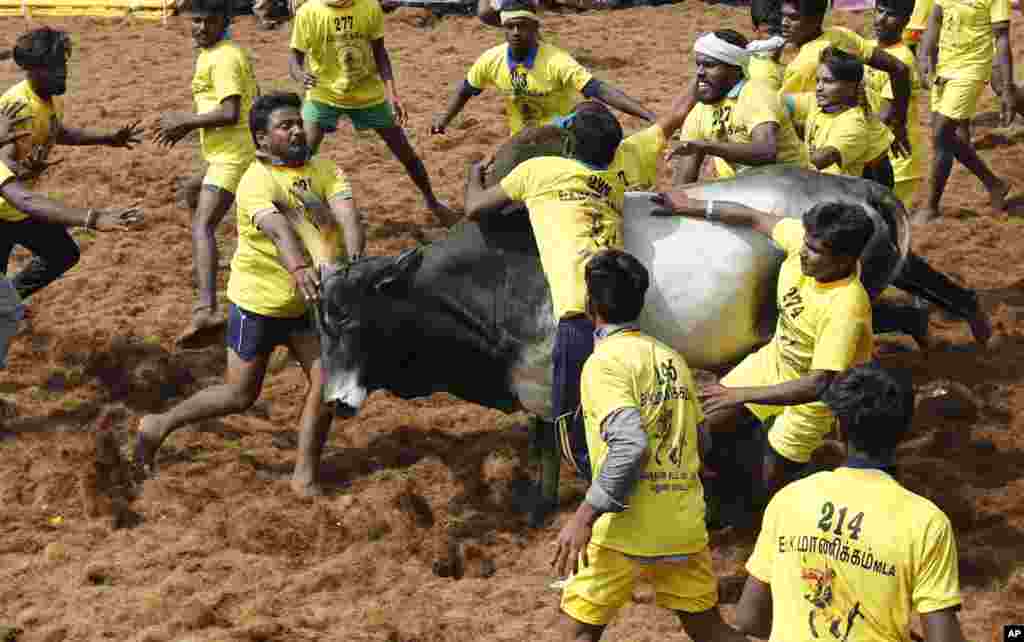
817, 501, 864, 541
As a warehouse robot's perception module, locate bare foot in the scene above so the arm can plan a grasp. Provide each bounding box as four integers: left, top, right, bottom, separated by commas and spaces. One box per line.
175, 308, 226, 350
911, 207, 940, 226
134, 415, 167, 477
290, 476, 325, 497
989, 178, 1010, 211
428, 201, 462, 228
968, 307, 993, 346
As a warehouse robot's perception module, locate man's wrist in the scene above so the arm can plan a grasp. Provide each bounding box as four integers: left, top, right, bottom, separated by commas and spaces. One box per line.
575, 500, 601, 527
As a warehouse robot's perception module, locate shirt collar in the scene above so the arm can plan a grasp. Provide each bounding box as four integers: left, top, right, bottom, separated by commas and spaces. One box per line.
507, 43, 539, 71
842, 455, 894, 476
595, 323, 640, 341
726, 78, 746, 99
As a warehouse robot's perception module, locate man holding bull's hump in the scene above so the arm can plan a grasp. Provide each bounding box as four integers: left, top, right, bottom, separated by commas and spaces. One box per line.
135, 92, 365, 497
653, 193, 873, 497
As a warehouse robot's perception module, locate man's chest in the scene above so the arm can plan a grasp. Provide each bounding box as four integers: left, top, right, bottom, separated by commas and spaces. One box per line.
697, 99, 751, 141
776, 268, 828, 335
499, 64, 560, 99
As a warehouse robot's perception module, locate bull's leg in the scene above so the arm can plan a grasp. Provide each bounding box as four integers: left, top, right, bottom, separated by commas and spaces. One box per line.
528, 415, 560, 528
871, 298, 931, 349
891, 252, 992, 345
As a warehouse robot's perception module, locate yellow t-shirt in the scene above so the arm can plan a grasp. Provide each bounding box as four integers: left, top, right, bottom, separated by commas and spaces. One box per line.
935, 0, 1009, 82
582, 329, 707, 557
467, 42, 594, 136
746, 467, 962, 642
864, 41, 925, 183
680, 79, 806, 179
193, 39, 259, 165
609, 124, 666, 191
499, 156, 624, 320
0, 80, 64, 223
749, 54, 784, 90
787, 93, 893, 178
904, 0, 935, 42
227, 158, 353, 318
290, 0, 387, 109
747, 219, 873, 417
781, 28, 877, 95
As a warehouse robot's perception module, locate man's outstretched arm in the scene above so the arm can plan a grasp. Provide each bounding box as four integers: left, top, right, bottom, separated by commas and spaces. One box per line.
0, 180, 143, 230
464, 161, 517, 219
583, 79, 655, 123
650, 191, 784, 237
57, 120, 143, 148
432, 81, 479, 134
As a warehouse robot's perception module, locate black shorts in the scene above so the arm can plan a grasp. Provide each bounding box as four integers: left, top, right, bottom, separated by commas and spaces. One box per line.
226, 303, 312, 361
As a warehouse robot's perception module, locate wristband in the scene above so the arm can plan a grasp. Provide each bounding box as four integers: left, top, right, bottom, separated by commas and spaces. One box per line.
704, 200, 717, 223
84, 209, 98, 230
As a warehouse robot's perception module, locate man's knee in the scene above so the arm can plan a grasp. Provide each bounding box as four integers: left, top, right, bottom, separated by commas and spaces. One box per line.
192, 186, 233, 232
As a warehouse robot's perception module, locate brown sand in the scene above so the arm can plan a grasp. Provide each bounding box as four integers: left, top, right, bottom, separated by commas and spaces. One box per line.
0, 7, 1023, 641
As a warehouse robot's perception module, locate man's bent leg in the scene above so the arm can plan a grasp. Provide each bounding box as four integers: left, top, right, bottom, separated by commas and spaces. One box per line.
8, 219, 80, 300
375, 124, 458, 225
669, 550, 747, 642
287, 328, 334, 497
136, 304, 275, 474
178, 178, 237, 348
560, 543, 635, 641
552, 316, 596, 480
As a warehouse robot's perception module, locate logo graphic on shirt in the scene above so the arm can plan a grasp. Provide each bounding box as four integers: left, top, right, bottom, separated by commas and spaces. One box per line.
801, 562, 866, 641
510, 65, 530, 94
710, 104, 735, 140
781, 285, 805, 319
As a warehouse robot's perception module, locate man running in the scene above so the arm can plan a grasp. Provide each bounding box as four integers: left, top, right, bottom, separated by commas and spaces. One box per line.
779, 0, 912, 155
154, 0, 260, 348
667, 30, 805, 185
465, 106, 625, 480
733, 363, 969, 642
136, 92, 365, 497
289, 0, 455, 223
651, 193, 874, 496
917, 0, 1013, 223
552, 249, 746, 642
431, 1, 654, 138
0, 27, 144, 302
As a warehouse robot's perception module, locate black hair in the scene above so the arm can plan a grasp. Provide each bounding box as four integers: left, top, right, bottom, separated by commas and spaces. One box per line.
822, 363, 914, 460
819, 46, 865, 83
500, 0, 536, 14
249, 92, 302, 144
751, 0, 782, 33
570, 105, 622, 168
13, 27, 71, 70
802, 202, 875, 257
783, 0, 828, 18
185, 0, 233, 17
585, 249, 649, 324
876, 0, 915, 17
713, 29, 750, 49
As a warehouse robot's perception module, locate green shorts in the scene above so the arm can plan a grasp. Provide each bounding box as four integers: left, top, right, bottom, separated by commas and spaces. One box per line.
302, 99, 395, 133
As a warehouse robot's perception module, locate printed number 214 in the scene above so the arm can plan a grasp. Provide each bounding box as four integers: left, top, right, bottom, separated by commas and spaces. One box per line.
818, 502, 864, 540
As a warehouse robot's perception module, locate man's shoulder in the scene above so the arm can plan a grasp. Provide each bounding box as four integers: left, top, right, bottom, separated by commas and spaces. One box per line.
476, 43, 509, 65
237, 161, 274, 195
536, 41, 574, 62
1, 81, 34, 108
738, 79, 782, 106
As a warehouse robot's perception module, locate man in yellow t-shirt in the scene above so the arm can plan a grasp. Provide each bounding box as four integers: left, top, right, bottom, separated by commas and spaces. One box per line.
865, 0, 925, 210
430, 2, 654, 138
667, 30, 806, 185
552, 249, 747, 642
153, 0, 260, 348
903, 0, 934, 48
136, 93, 366, 498
785, 48, 894, 181
651, 193, 873, 495
779, 0, 911, 155
289, 0, 454, 223
0, 27, 144, 303
732, 363, 969, 642
917, 0, 1013, 223
749, 0, 786, 89
465, 106, 625, 480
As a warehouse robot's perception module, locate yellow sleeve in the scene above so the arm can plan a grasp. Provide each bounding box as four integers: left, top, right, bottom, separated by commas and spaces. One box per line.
833, 26, 877, 61
740, 82, 782, 129
236, 166, 279, 228
290, 6, 311, 51
211, 49, 246, 103
581, 352, 639, 428
771, 218, 805, 256
365, 0, 385, 40
624, 124, 666, 165
784, 92, 814, 129
809, 291, 871, 371
314, 159, 353, 200
466, 51, 494, 91
499, 158, 537, 202
745, 492, 779, 582
680, 107, 705, 142
821, 111, 871, 173
913, 512, 963, 613
0, 161, 15, 188
553, 51, 594, 93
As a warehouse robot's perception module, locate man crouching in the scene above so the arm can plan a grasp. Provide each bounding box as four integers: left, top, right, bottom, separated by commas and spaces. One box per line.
136, 92, 365, 497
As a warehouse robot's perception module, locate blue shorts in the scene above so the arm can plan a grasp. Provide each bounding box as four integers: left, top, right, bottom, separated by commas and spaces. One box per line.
226, 303, 312, 362
552, 316, 596, 480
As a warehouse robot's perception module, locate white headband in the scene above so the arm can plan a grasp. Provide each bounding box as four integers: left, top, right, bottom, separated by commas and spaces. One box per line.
693, 32, 751, 68
747, 35, 786, 54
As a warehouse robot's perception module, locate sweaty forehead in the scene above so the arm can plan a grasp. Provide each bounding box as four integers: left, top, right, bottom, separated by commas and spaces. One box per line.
269, 107, 302, 127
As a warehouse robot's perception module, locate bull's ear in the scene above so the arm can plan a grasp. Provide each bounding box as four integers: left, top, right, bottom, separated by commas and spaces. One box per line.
372, 248, 423, 294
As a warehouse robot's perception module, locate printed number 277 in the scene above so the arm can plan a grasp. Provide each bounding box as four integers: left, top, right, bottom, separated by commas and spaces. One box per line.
817, 501, 864, 541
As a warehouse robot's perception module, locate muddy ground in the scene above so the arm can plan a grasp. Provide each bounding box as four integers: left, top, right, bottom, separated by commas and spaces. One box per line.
0, 5, 1022, 641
